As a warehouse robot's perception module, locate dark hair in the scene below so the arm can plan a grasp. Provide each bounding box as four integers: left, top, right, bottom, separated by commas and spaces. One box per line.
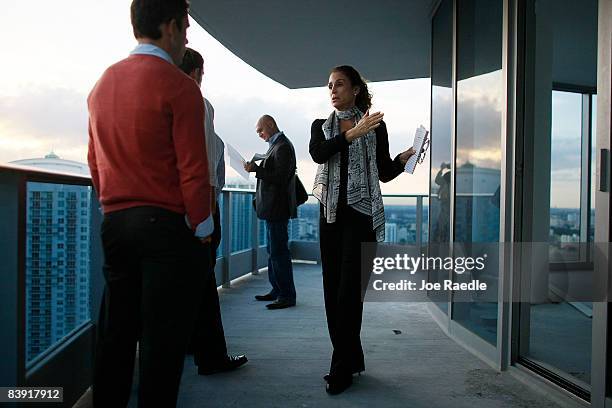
130, 0, 189, 40
179, 47, 203, 75
330, 65, 372, 112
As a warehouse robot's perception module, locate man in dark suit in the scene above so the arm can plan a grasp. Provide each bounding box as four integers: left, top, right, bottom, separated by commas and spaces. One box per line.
244, 115, 297, 309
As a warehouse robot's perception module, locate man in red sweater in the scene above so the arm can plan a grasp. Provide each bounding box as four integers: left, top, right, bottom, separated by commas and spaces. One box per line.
87, 1, 213, 406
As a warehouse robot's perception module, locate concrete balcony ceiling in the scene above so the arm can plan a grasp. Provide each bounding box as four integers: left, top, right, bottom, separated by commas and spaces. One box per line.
188, 0, 435, 88
190, 0, 598, 90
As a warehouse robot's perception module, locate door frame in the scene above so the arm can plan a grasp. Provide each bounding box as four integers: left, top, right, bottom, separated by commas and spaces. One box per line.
592, 1, 612, 407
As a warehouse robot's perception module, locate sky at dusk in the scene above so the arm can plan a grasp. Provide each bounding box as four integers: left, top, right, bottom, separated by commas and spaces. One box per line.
0, 1, 431, 199
0, 1, 587, 207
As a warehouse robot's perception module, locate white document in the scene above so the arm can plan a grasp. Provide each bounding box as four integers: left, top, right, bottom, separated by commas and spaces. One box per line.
404, 125, 429, 174
226, 143, 250, 180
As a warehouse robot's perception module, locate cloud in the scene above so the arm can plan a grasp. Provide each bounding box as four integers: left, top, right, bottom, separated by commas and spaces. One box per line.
212, 94, 324, 161
211, 80, 431, 196
0, 87, 88, 163
0, 79, 429, 196
0, 0, 430, 199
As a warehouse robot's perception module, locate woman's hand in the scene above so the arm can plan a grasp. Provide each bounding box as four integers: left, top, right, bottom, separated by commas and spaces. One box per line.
398, 147, 416, 165
344, 111, 384, 142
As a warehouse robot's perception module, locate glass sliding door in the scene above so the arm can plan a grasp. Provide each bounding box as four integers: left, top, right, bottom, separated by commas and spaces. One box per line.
548, 90, 596, 264
452, 0, 503, 345
518, 0, 598, 398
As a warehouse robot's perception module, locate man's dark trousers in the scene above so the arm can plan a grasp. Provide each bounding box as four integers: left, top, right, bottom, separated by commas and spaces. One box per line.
192, 203, 228, 365
93, 206, 209, 408
265, 219, 296, 302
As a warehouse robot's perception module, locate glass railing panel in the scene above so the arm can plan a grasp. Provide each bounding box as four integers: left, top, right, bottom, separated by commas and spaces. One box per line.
230, 192, 254, 253
422, 196, 429, 244
380, 196, 425, 244
259, 219, 267, 246
25, 182, 92, 365
289, 195, 320, 242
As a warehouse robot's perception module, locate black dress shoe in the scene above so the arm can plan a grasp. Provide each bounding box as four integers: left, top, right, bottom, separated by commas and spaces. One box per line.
323, 370, 363, 381
197, 354, 248, 375
266, 299, 296, 309
255, 293, 277, 301
325, 374, 352, 395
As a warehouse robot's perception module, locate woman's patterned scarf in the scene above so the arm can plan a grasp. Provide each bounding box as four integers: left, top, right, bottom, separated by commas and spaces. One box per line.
313, 106, 385, 242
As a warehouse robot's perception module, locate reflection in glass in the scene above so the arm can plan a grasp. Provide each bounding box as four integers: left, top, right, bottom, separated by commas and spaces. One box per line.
525, 246, 593, 386
526, 92, 595, 386
26, 182, 91, 364
549, 91, 582, 262
453, 0, 503, 345
428, 0, 452, 313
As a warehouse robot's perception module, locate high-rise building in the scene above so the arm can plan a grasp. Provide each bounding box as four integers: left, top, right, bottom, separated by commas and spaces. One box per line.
385, 223, 398, 243
10, 153, 91, 363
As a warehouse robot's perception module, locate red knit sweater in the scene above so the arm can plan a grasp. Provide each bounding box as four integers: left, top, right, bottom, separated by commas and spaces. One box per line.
87, 54, 211, 228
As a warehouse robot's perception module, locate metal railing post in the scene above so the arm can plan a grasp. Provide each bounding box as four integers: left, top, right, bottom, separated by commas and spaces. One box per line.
251, 191, 259, 274
0, 171, 22, 391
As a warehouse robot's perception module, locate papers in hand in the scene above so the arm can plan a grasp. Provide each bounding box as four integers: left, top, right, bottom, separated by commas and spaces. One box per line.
226, 143, 250, 180
404, 125, 429, 174
251, 153, 267, 162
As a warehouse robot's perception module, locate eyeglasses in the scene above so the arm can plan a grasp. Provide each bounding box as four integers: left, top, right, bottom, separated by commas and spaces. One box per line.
418, 138, 430, 164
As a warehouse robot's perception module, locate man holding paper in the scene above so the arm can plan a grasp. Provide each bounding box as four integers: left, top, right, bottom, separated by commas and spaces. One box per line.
244, 115, 297, 310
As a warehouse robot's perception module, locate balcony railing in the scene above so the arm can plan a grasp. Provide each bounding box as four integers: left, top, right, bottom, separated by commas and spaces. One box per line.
0, 163, 103, 407
0, 163, 428, 407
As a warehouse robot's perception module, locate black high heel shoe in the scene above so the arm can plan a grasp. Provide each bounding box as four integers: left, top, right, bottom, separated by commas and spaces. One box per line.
325, 374, 352, 395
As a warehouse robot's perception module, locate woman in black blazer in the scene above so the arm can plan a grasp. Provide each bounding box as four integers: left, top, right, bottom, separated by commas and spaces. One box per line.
310, 65, 415, 394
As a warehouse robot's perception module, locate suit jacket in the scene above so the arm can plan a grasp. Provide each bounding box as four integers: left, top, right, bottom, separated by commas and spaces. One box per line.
254, 133, 297, 221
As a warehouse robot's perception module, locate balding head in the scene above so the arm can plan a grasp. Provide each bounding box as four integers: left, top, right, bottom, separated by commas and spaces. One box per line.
255, 114, 280, 141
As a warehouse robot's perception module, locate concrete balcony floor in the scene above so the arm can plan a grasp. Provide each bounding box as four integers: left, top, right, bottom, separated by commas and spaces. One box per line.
117, 263, 572, 408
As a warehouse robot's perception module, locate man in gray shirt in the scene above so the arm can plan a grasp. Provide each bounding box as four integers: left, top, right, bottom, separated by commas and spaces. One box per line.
180, 47, 247, 374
